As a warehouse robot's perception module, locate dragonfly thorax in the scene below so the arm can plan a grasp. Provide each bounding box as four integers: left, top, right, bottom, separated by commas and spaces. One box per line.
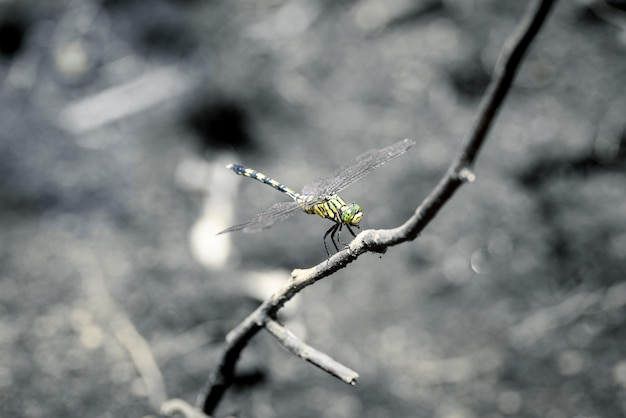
300, 194, 362, 226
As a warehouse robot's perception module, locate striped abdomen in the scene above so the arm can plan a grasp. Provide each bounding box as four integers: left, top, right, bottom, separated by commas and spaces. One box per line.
227, 164, 300, 200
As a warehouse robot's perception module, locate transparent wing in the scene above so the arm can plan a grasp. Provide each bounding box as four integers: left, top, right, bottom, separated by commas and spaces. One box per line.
217, 201, 303, 234
302, 139, 415, 196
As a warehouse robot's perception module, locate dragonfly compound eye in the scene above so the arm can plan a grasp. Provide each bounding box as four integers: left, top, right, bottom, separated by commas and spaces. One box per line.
343, 204, 363, 225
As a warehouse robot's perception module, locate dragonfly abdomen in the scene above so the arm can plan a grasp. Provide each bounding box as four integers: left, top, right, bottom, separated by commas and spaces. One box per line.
227, 164, 300, 200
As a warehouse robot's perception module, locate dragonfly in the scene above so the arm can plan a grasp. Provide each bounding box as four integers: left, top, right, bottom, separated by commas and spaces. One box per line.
218, 138, 416, 256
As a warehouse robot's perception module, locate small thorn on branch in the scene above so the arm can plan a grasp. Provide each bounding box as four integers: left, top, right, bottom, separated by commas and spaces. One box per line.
457, 167, 476, 183
265, 319, 359, 385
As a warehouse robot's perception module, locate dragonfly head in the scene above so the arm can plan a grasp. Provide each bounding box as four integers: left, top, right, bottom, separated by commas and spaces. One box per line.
342, 203, 363, 225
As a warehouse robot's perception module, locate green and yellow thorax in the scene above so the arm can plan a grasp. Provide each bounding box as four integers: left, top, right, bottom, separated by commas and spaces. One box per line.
298, 195, 363, 226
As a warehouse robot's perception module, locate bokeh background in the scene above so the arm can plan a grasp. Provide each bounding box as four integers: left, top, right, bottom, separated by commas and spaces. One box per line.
1, 0, 625, 417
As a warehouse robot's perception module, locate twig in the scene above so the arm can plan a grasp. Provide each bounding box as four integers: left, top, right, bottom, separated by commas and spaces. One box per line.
194, 0, 556, 415
70, 244, 168, 411
265, 319, 359, 384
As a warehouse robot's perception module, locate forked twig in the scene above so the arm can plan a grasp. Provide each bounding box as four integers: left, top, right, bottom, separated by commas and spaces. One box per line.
265, 319, 359, 384
192, 0, 556, 415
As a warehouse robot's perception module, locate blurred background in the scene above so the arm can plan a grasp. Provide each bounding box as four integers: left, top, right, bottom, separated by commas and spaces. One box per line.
1, 0, 625, 417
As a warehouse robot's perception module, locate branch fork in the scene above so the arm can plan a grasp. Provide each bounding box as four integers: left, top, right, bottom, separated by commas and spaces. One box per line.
164, 1, 558, 416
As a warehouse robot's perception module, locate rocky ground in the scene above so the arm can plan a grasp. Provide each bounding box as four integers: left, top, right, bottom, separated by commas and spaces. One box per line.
1, 1, 625, 417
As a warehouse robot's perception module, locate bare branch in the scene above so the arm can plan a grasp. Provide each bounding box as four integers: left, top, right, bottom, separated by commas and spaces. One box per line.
265, 319, 359, 385
193, 0, 556, 415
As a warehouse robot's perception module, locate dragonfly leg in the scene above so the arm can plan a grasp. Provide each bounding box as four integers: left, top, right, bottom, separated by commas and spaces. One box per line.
337, 223, 359, 248
346, 224, 359, 237
330, 224, 341, 252
323, 223, 341, 257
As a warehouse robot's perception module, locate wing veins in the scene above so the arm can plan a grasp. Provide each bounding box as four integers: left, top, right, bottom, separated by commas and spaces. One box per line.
218, 201, 302, 234
302, 139, 415, 196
